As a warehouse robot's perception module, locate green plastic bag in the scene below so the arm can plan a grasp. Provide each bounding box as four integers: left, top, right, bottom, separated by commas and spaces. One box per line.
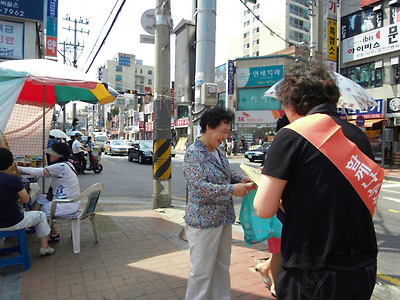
239, 188, 282, 247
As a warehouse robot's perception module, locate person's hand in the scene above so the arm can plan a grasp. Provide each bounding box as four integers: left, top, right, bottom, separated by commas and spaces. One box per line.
233, 182, 254, 197
240, 176, 252, 184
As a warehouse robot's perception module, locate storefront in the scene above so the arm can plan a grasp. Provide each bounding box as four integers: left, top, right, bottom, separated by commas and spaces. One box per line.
235, 110, 284, 150
235, 63, 284, 148
338, 99, 391, 165
385, 97, 400, 166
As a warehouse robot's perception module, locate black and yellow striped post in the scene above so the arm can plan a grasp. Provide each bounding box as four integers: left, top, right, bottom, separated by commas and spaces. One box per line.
153, 0, 172, 209
153, 139, 171, 180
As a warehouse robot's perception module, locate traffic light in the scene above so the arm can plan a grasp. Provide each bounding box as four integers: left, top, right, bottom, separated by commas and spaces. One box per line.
72, 117, 79, 127
125, 89, 137, 94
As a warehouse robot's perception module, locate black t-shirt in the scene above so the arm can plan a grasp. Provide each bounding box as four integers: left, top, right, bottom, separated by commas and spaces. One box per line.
0, 172, 24, 228
262, 105, 377, 270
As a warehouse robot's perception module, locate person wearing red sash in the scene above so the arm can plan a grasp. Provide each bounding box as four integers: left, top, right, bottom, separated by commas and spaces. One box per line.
254, 61, 380, 300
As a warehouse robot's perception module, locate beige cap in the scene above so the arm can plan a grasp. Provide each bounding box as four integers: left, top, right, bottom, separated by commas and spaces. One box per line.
44, 148, 64, 158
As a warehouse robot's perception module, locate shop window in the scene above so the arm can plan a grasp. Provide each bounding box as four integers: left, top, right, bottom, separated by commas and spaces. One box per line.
343, 62, 382, 88
391, 56, 400, 85
375, 68, 383, 87
393, 65, 400, 85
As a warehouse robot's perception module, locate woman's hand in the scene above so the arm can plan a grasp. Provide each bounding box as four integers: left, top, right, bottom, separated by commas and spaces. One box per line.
233, 182, 254, 197
240, 176, 252, 184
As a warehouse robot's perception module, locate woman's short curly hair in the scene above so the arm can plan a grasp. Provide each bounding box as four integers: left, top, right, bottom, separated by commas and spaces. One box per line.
0, 147, 14, 171
200, 107, 234, 133
277, 61, 340, 116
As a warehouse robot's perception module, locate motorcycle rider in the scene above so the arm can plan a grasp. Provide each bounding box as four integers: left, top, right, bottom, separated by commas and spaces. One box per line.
84, 136, 95, 169
71, 133, 88, 174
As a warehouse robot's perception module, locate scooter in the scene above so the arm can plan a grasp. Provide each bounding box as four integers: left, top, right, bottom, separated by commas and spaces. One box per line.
69, 151, 103, 173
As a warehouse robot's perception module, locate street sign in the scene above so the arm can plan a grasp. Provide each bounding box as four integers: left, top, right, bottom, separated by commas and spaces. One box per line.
141, 9, 155, 35
356, 115, 365, 127
140, 34, 155, 44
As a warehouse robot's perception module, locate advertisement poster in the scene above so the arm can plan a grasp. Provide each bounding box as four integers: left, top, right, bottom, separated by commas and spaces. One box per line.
0, 19, 24, 59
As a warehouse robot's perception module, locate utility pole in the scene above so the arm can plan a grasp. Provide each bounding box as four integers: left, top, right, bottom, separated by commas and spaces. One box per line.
153, 0, 172, 209
61, 15, 89, 133
309, 0, 317, 60
62, 15, 89, 68
192, 0, 217, 142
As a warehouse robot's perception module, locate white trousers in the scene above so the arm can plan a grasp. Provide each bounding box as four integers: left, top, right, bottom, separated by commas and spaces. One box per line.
185, 224, 232, 300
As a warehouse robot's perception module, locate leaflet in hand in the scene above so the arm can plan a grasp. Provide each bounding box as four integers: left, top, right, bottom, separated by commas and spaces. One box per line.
240, 163, 261, 186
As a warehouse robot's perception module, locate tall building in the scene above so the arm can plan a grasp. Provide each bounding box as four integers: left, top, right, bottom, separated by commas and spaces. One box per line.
98, 53, 154, 140
229, 0, 311, 59
100, 53, 154, 94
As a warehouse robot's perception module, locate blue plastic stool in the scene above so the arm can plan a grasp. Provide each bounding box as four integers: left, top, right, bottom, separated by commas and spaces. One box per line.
0, 229, 31, 271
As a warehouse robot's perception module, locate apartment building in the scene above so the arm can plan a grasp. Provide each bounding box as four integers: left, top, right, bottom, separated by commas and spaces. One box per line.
99, 53, 154, 140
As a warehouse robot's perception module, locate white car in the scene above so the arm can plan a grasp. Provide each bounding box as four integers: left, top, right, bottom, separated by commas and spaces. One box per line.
104, 140, 129, 156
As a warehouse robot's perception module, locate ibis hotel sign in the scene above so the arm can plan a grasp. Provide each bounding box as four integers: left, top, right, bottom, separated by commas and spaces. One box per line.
343, 23, 400, 63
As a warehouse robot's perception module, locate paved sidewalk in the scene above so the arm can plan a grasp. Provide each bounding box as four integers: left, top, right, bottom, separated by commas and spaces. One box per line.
1, 164, 399, 300
1, 203, 275, 300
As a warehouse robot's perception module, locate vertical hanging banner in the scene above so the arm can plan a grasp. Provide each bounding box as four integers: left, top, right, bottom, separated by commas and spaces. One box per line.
327, 19, 337, 62
45, 0, 58, 57
226, 60, 234, 111
323, 0, 337, 71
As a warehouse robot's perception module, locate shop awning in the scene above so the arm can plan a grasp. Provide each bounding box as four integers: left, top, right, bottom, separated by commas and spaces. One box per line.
349, 118, 387, 127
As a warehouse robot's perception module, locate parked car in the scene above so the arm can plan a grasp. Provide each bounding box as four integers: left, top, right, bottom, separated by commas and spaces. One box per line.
104, 140, 129, 156
244, 142, 271, 162
128, 140, 153, 164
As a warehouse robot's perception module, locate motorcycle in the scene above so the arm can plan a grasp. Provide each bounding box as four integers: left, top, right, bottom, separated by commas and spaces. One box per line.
69, 151, 103, 173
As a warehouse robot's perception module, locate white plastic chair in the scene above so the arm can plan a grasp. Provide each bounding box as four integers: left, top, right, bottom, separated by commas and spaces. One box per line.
49, 182, 104, 254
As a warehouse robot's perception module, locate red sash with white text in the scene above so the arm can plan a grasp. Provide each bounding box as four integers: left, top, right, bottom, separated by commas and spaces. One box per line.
286, 114, 384, 217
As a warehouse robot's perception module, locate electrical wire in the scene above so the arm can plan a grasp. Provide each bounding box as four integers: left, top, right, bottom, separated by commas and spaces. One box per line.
82, 0, 120, 70
85, 0, 127, 73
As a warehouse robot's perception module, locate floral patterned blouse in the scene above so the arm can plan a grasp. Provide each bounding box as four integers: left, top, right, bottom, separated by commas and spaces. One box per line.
183, 139, 244, 229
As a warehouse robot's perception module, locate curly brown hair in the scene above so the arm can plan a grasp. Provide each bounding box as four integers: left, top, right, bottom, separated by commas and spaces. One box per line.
276, 61, 340, 116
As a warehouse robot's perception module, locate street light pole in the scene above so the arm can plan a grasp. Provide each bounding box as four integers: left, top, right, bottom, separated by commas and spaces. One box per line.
192, 0, 216, 142
153, 0, 172, 208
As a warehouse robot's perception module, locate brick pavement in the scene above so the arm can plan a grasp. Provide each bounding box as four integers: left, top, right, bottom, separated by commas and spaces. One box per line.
2, 203, 275, 300
1, 165, 400, 299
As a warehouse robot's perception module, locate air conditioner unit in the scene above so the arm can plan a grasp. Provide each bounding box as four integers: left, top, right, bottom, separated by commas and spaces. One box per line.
394, 117, 400, 126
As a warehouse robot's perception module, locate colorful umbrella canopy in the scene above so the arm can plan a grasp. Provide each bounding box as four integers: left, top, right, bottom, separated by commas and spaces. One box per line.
0, 59, 116, 105
264, 71, 379, 111
0, 59, 117, 156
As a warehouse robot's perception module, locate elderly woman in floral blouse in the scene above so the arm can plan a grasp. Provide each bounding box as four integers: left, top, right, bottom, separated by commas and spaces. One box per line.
183, 107, 253, 300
